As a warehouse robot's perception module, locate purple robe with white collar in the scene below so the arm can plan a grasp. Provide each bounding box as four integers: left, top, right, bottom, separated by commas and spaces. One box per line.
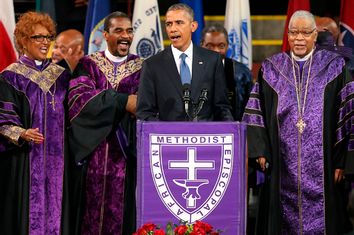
243, 49, 354, 234
67, 52, 142, 234
0, 56, 70, 235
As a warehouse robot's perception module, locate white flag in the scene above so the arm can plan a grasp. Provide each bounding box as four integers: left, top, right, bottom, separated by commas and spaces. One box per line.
130, 0, 164, 59
224, 0, 252, 69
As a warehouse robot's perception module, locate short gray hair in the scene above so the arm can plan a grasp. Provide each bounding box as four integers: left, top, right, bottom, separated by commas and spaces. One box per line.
166, 3, 194, 21
288, 10, 316, 29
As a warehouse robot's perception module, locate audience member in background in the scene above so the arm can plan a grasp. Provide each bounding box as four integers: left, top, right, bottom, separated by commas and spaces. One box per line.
52, 29, 84, 72
137, 3, 233, 121
200, 24, 253, 121
66, 11, 141, 235
243, 10, 354, 234
0, 11, 71, 235
316, 16, 340, 43
316, 16, 353, 76
199, 24, 255, 233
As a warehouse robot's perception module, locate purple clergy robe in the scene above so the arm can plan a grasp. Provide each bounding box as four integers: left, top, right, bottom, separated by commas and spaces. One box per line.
68, 52, 142, 234
243, 49, 354, 234
0, 56, 70, 235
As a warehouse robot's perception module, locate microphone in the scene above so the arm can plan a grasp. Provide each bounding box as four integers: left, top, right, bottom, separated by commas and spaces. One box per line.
194, 88, 208, 120
182, 84, 191, 119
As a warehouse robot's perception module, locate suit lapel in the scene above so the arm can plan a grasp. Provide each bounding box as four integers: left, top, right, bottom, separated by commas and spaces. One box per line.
162, 46, 183, 97
191, 46, 205, 100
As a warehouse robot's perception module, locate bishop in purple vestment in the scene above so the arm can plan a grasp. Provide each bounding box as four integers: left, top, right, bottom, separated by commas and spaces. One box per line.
243, 11, 354, 234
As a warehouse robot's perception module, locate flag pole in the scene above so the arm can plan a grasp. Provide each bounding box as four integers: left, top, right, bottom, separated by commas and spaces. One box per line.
127, 0, 133, 18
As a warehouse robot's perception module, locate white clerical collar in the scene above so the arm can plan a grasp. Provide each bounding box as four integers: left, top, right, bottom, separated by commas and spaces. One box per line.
104, 49, 127, 63
24, 54, 43, 65
291, 48, 315, 62
35, 60, 43, 66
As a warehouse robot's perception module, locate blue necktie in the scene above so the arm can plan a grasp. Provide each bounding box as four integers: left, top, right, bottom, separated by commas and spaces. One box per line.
180, 53, 191, 85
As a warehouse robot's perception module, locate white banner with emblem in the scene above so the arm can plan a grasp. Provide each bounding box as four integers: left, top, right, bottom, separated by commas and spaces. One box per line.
130, 0, 164, 59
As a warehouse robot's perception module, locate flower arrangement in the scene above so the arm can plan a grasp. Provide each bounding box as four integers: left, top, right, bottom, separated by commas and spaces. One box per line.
133, 220, 221, 235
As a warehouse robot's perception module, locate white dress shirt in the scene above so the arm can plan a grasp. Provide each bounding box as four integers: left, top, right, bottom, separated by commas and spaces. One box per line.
171, 42, 193, 77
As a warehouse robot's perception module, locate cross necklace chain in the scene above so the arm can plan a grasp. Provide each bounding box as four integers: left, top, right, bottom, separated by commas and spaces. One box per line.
48, 83, 56, 111
291, 53, 313, 134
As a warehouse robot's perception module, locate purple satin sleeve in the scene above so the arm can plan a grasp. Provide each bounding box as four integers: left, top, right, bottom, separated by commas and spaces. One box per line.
69, 56, 114, 120
0, 101, 23, 150
242, 82, 265, 128
336, 81, 354, 150
0, 101, 22, 126
68, 76, 101, 120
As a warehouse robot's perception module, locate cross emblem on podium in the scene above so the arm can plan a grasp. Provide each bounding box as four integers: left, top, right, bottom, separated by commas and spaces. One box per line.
169, 148, 214, 180
169, 148, 214, 208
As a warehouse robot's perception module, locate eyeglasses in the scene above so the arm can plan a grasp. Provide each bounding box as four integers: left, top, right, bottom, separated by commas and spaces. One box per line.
30, 35, 55, 42
288, 29, 316, 38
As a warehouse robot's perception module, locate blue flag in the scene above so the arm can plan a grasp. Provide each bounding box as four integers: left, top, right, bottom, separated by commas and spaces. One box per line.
84, 0, 111, 54
179, 0, 205, 45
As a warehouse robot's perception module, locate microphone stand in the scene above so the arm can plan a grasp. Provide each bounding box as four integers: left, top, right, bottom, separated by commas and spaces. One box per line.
182, 84, 193, 121
182, 85, 208, 121
193, 89, 208, 121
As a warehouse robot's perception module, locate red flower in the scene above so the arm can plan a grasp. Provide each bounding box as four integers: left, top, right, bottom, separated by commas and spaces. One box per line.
134, 227, 149, 235
154, 229, 166, 235
142, 223, 157, 231
134, 220, 220, 235
193, 221, 213, 233
190, 229, 206, 235
174, 225, 188, 235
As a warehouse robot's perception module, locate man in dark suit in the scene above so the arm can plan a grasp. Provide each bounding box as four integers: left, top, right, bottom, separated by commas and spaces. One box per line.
136, 3, 233, 121
200, 24, 253, 121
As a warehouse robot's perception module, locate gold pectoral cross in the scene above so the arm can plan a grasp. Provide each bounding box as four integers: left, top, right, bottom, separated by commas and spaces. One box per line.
49, 96, 56, 111
296, 118, 306, 134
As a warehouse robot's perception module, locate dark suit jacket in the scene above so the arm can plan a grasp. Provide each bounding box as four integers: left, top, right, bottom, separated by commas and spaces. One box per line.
136, 45, 233, 121
224, 57, 253, 121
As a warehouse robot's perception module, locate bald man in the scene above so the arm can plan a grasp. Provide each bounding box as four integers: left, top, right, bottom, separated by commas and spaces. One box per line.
52, 29, 84, 71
